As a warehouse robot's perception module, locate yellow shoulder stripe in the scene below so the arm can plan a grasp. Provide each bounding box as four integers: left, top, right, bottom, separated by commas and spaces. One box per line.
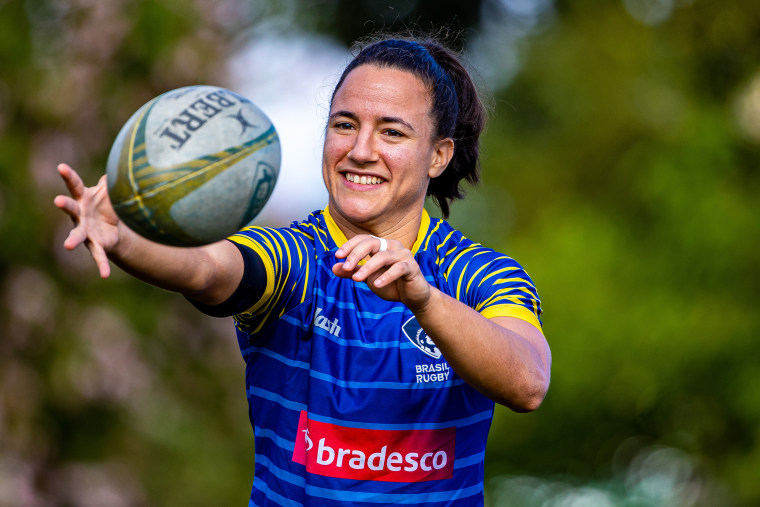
481, 304, 543, 332
228, 234, 276, 315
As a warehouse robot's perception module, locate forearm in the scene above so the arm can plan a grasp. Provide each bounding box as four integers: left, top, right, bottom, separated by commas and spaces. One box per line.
332, 233, 550, 410
413, 288, 551, 411
109, 223, 243, 305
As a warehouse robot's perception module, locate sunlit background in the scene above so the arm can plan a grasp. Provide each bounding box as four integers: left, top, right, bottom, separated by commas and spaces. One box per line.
1, 0, 759, 505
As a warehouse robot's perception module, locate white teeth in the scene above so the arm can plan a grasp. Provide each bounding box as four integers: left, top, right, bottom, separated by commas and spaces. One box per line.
345, 173, 383, 185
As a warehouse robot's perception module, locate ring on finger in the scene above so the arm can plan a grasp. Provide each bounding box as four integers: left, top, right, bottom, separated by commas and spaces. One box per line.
370, 235, 387, 252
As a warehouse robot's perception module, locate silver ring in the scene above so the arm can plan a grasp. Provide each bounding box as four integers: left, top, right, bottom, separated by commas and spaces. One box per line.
371, 235, 387, 252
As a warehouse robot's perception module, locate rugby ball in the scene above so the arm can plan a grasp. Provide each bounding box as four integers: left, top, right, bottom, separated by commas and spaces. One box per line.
106, 85, 280, 246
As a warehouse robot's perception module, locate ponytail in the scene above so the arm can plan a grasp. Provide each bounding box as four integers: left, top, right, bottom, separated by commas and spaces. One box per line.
420, 41, 486, 218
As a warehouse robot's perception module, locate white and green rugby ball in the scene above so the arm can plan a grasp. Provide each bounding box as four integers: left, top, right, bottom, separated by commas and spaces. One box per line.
106, 85, 280, 246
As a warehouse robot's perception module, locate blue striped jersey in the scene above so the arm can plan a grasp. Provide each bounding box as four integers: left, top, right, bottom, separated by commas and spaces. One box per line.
224, 207, 542, 506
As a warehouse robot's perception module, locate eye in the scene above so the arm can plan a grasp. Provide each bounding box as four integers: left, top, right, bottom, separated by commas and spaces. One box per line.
333, 121, 355, 131
383, 128, 404, 138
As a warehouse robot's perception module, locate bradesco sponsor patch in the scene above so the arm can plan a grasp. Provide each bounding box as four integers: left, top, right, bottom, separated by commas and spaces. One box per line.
292, 411, 455, 482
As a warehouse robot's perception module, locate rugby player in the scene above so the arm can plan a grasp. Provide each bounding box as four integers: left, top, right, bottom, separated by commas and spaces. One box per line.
55, 36, 552, 506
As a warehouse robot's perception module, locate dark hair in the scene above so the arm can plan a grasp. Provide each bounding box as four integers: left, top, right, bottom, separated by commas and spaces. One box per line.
330, 36, 487, 218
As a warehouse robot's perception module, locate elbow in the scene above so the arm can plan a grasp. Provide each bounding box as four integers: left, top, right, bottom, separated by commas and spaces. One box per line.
510, 387, 547, 413
184, 264, 219, 304
507, 346, 552, 413
184, 243, 237, 305
500, 373, 550, 413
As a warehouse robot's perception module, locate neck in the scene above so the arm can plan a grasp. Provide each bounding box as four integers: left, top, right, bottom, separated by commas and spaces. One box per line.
327, 205, 425, 251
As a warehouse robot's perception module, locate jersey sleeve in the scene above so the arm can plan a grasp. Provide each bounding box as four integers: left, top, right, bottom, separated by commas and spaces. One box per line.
225, 225, 313, 335
440, 240, 543, 331
187, 239, 267, 318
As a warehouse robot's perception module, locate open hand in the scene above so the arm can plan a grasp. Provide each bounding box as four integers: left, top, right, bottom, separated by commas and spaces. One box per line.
53, 163, 120, 278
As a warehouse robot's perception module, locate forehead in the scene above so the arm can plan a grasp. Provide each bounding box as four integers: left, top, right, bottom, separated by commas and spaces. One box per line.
331, 65, 432, 119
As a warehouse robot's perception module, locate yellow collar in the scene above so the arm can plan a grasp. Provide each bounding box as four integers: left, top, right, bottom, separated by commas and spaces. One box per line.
323, 206, 431, 255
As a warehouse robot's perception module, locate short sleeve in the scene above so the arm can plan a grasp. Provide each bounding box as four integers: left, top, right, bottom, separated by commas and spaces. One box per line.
470, 258, 543, 331
439, 238, 543, 331
225, 225, 314, 335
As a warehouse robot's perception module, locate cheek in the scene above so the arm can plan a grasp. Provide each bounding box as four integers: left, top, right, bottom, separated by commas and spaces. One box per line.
383, 145, 430, 177
381, 142, 411, 164
323, 132, 351, 163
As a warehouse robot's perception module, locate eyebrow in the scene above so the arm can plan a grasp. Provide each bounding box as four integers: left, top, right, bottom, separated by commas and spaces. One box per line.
329, 110, 416, 132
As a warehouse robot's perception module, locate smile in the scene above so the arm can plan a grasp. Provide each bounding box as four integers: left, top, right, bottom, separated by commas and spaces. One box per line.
344, 173, 385, 185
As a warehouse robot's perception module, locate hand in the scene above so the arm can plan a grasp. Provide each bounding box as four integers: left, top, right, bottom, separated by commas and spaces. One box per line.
332, 235, 432, 313
53, 163, 121, 278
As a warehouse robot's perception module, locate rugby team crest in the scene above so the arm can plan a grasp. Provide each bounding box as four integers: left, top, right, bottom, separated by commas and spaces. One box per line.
402, 317, 441, 359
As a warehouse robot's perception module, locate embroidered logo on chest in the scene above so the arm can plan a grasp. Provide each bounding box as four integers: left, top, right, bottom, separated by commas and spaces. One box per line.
402, 316, 441, 359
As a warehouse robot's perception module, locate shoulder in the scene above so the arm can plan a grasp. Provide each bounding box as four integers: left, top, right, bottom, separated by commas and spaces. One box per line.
419, 219, 540, 318
230, 210, 326, 256
419, 218, 512, 273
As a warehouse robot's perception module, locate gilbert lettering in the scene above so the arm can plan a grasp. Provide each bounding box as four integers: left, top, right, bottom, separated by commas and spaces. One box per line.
159, 91, 238, 150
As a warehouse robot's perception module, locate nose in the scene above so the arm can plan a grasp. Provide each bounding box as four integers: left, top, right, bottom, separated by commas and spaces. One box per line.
347, 129, 378, 164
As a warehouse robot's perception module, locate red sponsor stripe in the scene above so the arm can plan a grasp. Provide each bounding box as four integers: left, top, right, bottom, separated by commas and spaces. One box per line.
292, 411, 455, 482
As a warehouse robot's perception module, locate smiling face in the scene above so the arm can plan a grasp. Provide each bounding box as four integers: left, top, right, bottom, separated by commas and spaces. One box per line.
322, 64, 453, 238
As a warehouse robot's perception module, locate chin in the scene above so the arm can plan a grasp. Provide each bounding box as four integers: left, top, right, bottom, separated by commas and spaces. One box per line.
332, 198, 383, 226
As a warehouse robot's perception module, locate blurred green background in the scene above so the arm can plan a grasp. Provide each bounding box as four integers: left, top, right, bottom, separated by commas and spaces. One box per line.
1, 0, 759, 505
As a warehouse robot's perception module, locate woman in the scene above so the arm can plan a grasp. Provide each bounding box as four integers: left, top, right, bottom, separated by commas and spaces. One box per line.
56, 37, 551, 506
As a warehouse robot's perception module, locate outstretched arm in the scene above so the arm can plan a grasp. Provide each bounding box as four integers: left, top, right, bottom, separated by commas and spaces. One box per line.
332, 234, 551, 412
54, 163, 244, 305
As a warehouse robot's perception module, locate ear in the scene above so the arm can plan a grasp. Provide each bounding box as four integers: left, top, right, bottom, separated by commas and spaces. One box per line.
428, 138, 454, 179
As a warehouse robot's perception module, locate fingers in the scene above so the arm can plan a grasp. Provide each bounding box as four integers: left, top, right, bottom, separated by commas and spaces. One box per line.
350, 249, 403, 282
365, 258, 412, 288
332, 234, 430, 307
336, 234, 394, 271
97, 174, 109, 189
55, 163, 113, 278
64, 227, 111, 278
333, 234, 423, 289
57, 163, 86, 199
89, 241, 112, 279
63, 226, 87, 250
60, 216, 113, 278
371, 235, 387, 253
53, 194, 80, 220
